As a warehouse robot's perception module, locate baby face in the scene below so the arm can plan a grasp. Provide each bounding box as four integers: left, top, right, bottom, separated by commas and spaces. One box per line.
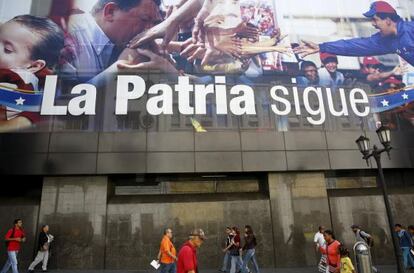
0, 21, 38, 69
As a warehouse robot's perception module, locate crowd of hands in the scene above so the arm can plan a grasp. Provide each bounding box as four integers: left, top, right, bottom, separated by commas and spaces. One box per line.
114, 0, 291, 77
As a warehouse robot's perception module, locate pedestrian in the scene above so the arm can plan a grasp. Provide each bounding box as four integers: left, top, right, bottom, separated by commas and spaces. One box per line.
319, 230, 341, 273
339, 246, 355, 273
28, 224, 54, 273
177, 229, 206, 273
314, 226, 326, 273
158, 228, 177, 273
408, 225, 414, 241
228, 227, 242, 273
351, 225, 374, 247
241, 225, 259, 273
1, 219, 26, 273
318, 53, 344, 89
294, 1, 414, 66
408, 225, 414, 257
394, 224, 414, 270
314, 226, 326, 252
351, 225, 378, 272
219, 227, 233, 273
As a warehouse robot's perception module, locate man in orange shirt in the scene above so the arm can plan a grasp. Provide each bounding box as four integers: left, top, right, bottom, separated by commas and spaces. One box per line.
158, 228, 177, 273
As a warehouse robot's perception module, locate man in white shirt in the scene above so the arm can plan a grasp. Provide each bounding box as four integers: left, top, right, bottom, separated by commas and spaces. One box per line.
314, 226, 326, 272
314, 225, 326, 251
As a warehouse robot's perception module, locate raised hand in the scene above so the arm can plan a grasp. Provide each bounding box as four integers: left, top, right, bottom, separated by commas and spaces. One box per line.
235, 22, 259, 42
293, 40, 320, 57
392, 65, 408, 76
214, 36, 242, 59
180, 42, 207, 62
117, 49, 178, 75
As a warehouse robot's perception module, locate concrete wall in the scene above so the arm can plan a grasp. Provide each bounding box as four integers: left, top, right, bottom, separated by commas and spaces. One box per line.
4, 175, 414, 271
37, 177, 108, 269
268, 172, 332, 267
327, 187, 414, 266
106, 199, 274, 270
328, 193, 394, 265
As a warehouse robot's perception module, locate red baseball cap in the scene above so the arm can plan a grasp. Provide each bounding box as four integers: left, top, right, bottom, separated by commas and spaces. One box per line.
363, 1, 397, 18
384, 76, 402, 85
320, 52, 338, 64
363, 56, 381, 66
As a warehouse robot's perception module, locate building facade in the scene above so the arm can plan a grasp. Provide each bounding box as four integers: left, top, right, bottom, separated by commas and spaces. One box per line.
1, 129, 414, 270
1, 0, 414, 271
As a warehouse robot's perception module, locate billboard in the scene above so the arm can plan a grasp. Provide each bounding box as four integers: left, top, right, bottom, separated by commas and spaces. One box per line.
0, 0, 413, 133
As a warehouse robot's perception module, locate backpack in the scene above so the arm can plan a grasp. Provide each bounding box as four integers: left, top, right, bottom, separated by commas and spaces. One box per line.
4, 228, 15, 248
359, 230, 374, 247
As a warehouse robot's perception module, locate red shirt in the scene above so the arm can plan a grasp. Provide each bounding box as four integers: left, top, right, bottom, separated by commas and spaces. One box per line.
177, 241, 198, 273
5, 227, 25, 251
320, 240, 341, 270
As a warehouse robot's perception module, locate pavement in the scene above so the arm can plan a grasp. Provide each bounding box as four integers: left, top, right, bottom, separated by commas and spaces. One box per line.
30, 265, 398, 273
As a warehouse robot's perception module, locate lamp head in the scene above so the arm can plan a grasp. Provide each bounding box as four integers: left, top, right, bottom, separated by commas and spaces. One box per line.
376, 125, 391, 149
355, 135, 370, 157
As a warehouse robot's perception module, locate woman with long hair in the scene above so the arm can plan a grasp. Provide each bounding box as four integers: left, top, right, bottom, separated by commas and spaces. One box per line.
241, 225, 260, 273
28, 224, 54, 273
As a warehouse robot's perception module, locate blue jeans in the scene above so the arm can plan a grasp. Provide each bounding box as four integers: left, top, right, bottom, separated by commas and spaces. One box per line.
221, 251, 230, 271
401, 247, 414, 269
1, 251, 19, 273
160, 262, 176, 273
242, 249, 260, 273
230, 255, 243, 273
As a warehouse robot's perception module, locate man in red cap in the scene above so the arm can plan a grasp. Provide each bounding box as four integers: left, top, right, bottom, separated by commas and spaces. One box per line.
294, 1, 414, 66
382, 75, 405, 91
318, 52, 344, 89
359, 56, 406, 92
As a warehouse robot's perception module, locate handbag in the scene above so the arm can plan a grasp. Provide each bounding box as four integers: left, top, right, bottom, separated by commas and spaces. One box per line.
318, 255, 327, 273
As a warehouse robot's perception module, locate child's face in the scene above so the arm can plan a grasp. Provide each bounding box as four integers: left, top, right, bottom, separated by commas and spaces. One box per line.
0, 21, 39, 70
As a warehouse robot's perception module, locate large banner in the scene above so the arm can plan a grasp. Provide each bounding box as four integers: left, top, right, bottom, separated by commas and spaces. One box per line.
0, 0, 413, 132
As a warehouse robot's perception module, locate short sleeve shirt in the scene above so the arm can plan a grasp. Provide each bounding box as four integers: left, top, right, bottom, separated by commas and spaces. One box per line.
5, 228, 25, 251
177, 242, 197, 273
160, 235, 177, 264
340, 257, 355, 273
314, 232, 325, 247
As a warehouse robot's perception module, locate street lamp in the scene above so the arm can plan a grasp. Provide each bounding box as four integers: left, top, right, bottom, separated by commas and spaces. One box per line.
355, 127, 405, 273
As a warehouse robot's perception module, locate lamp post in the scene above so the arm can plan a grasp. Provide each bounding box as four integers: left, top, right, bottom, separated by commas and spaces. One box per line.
355, 126, 405, 273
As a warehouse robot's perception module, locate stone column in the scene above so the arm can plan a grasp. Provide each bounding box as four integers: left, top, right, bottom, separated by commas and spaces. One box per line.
268, 172, 331, 267
38, 176, 108, 269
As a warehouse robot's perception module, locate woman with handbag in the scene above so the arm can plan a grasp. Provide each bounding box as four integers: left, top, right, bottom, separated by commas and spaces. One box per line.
319, 230, 341, 273
28, 225, 54, 273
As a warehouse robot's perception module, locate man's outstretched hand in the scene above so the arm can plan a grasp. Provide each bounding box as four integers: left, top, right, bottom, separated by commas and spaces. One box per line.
293, 40, 320, 58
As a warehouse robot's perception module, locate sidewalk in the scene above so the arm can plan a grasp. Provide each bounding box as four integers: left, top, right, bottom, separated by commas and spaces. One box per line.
37, 265, 397, 273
